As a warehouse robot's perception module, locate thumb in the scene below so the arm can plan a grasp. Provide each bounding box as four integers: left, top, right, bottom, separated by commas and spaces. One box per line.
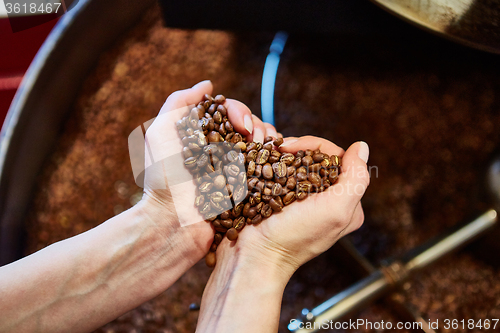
334, 141, 370, 213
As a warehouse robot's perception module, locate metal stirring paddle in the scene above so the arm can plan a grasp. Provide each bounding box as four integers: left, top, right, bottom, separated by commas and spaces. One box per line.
288, 155, 500, 332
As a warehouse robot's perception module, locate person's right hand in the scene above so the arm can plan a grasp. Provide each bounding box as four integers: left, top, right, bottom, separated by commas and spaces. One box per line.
211, 100, 371, 274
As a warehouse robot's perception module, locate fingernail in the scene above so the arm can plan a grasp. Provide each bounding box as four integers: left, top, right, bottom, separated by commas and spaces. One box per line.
253, 127, 264, 143
280, 139, 298, 147
244, 115, 253, 134
358, 141, 369, 163
192, 80, 211, 88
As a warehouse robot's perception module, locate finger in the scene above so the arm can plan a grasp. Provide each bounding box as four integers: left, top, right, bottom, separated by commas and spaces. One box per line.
329, 141, 370, 213
277, 132, 284, 139
225, 99, 254, 136
263, 123, 278, 140
279, 135, 345, 157
160, 80, 213, 115
250, 115, 267, 143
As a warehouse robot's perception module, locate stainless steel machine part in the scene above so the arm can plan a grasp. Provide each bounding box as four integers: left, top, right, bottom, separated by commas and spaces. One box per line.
289, 209, 498, 332
371, 0, 500, 54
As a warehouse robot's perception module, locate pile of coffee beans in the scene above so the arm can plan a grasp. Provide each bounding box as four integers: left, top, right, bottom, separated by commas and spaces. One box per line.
176, 94, 341, 267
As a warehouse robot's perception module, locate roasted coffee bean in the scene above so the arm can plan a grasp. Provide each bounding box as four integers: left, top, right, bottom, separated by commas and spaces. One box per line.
319, 168, 328, 177
262, 163, 273, 180
176, 118, 187, 130
225, 132, 234, 141
188, 142, 202, 153
313, 153, 325, 163
213, 111, 222, 124
271, 183, 283, 196
296, 150, 305, 158
233, 185, 246, 202
197, 154, 209, 168
328, 167, 339, 184
226, 228, 238, 241
219, 124, 227, 136
246, 142, 257, 151
190, 107, 200, 120
184, 157, 197, 169
248, 207, 258, 219
247, 177, 259, 190
251, 214, 263, 225
235, 141, 246, 152
221, 219, 233, 229
265, 180, 274, 188
211, 201, 224, 213
275, 176, 287, 186
233, 216, 245, 230
255, 164, 263, 177
237, 153, 246, 165
256, 149, 270, 164
214, 94, 226, 104
213, 174, 226, 189
217, 104, 227, 116
302, 155, 313, 166
205, 252, 216, 267
246, 150, 258, 162
214, 233, 223, 245
296, 191, 308, 200
232, 133, 243, 143
320, 158, 331, 168
199, 182, 213, 193
231, 203, 243, 217
262, 194, 273, 202
200, 202, 211, 214
195, 195, 205, 207
269, 150, 281, 163
210, 243, 218, 252
263, 142, 273, 151
208, 103, 217, 115
264, 136, 274, 144
310, 163, 322, 172
283, 192, 296, 205
297, 172, 307, 182
273, 137, 284, 146
261, 204, 273, 218
269, 197, 283, 212
252, 192, 262, 204
273, 161, 287, 178
227, 176, 237, 185
227, 150, 239, 163
227, 164, 240, 177
211, 191, 225, 203
297, 181, 313, 193
255, 201, 264, 213
220, 210, 231, 220
182, 147, 193, 159
305, 149, 313, 156
207, 131, 222, 143
286, 176, 297, 189
331, 155, 341, 167
238, 172, 247, 185
280, 153, 295, 165
247, 160, 256, 177
243, 203, 251, 217
263, 187, 272, 196
287, 166, 296, 177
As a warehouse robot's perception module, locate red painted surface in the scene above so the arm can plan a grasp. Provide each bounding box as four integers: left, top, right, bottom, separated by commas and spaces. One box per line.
0, 15, 59, 126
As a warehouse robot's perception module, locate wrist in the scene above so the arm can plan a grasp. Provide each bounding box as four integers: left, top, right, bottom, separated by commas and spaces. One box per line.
131, 197, 204, 266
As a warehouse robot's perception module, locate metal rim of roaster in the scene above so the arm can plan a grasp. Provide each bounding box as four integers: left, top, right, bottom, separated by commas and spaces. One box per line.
0, 0, 155, 265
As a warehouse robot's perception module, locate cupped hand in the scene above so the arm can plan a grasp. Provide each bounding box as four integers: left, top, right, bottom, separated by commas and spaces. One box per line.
215, 104, 370, 274
135, 80, 256, 259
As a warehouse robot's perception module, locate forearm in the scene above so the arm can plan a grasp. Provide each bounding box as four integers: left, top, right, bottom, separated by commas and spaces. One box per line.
0, 201, 200, 333
197, 241, 294, 333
